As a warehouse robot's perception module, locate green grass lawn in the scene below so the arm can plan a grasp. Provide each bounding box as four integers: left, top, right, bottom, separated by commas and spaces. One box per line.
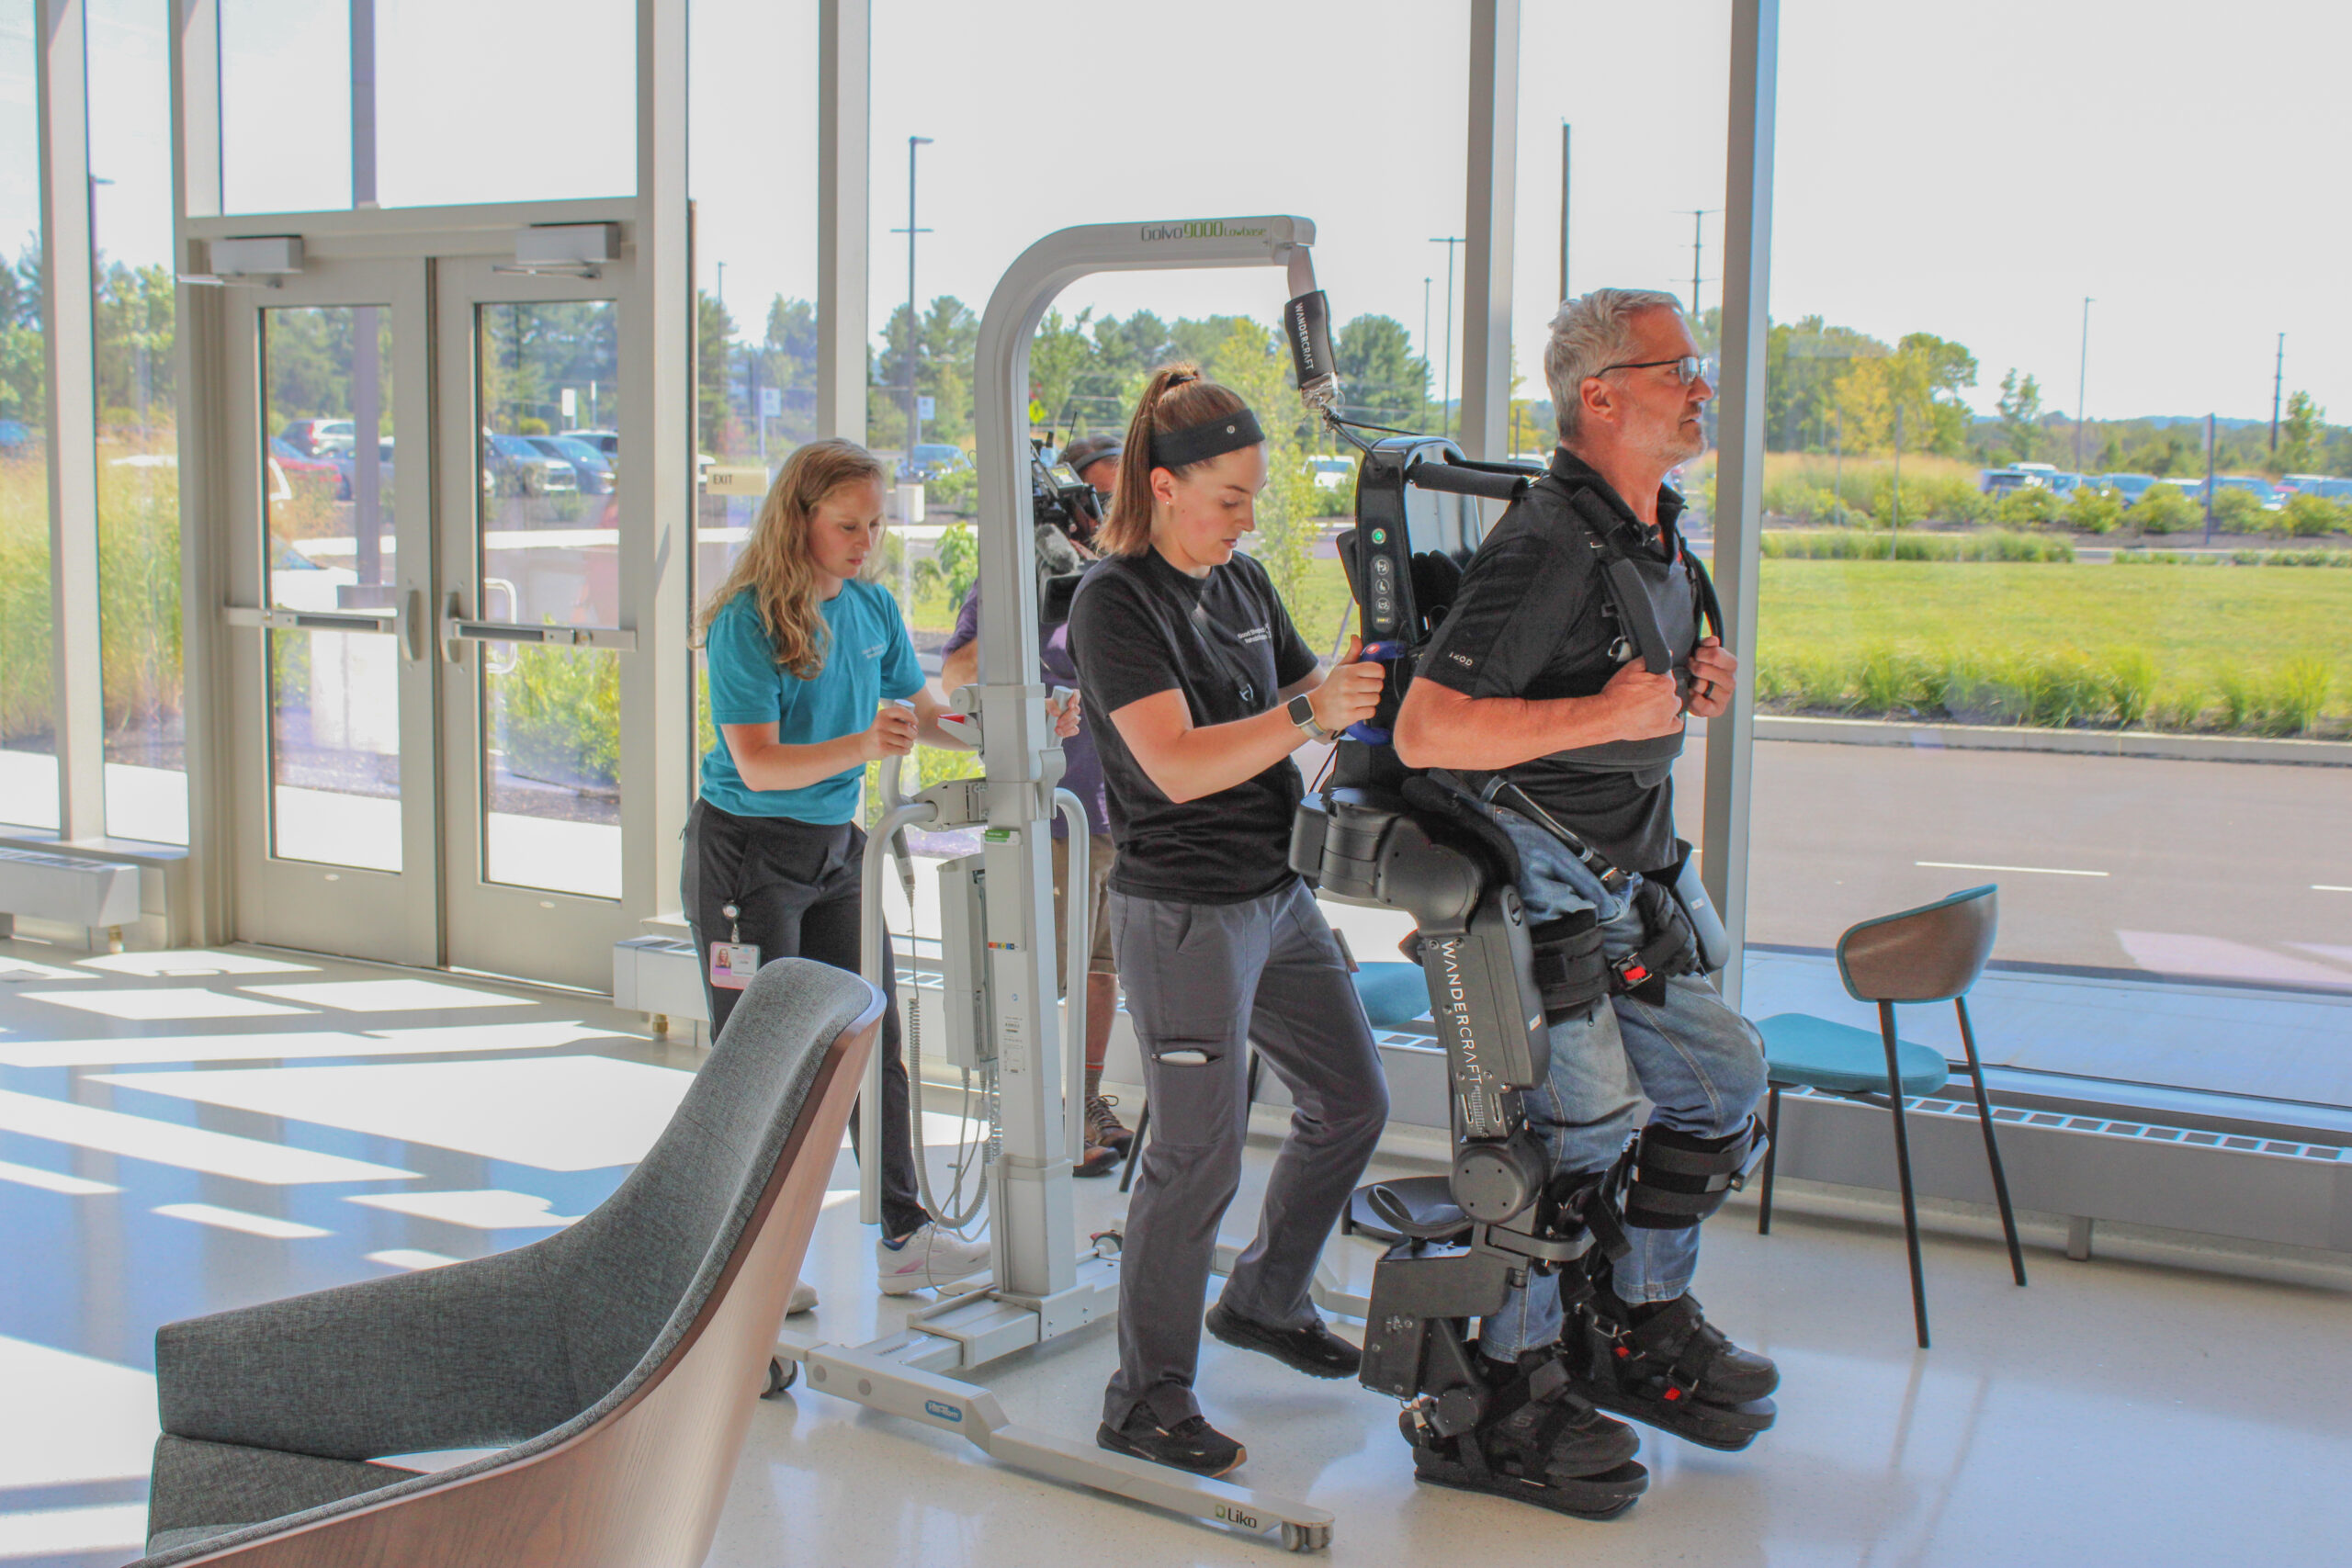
1756, 558, 2348, 675
1270, 552, 2348, 735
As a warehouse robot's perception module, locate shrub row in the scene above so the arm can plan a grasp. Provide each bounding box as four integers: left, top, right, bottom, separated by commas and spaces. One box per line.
1756, 647, 2337, 736
1759, 530, 2074, 562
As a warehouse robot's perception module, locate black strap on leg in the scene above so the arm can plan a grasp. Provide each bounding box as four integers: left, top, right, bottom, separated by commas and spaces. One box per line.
1621, 1118, 1767, 1230
1529, 910, 1607, 1024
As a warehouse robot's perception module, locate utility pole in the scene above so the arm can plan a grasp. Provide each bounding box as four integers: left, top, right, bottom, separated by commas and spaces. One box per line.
1681, 209, 1719, 328
1430, 236, 1464, 438
893, 136, 933, 458
2269, 333, 2284, 454
2075, 297, 2092, 474
1558, 122, 1571, 304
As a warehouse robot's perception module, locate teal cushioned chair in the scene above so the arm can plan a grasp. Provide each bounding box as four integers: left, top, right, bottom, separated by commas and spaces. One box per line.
1753, 885, 2027, 1348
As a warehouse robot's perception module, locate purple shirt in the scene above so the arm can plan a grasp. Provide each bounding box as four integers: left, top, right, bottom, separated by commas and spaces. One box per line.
941, 586, 1111, 839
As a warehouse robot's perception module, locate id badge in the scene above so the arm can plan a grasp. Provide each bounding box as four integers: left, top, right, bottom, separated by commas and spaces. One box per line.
709, 942, 761, 990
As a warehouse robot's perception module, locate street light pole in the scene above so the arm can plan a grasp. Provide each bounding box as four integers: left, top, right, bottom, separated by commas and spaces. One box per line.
1681, 209, 1719, 327
1430, 236, 1464, 438
2075, 296, 2092, 473
2269, 333, 2284, 455
1558, 122, 1571, 304
893, 136, 933, 459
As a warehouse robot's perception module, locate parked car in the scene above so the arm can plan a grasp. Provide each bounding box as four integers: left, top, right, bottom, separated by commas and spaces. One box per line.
525, 434, 614, 494
2098, 472, 2158, 505
2042, 471, 2089, 497
2309, 478, 2352, 502
2212, 475, 2280, 510
568, 429, 620, 458
1306, 455, 1354, 494
483, 431, 577, 496
269, 435, 341, 483
0, 419, 31, 456
2276, 473, 2331, 498
333, 437, 397, 502
281, 418, 356, 457
899, 443, 968, 481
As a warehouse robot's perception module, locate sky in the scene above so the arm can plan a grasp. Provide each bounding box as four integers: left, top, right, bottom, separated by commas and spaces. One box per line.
5, 0, 2347, 426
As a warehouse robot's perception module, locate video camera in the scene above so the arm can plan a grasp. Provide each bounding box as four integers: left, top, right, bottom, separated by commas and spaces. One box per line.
1033, 440, 1102, 627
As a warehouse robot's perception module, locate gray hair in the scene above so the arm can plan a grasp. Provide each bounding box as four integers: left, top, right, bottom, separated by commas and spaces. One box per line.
1544, 288, 1687, 440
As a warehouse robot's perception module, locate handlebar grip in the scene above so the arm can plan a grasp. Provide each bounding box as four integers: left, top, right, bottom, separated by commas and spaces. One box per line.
1403, 457, 1532, 502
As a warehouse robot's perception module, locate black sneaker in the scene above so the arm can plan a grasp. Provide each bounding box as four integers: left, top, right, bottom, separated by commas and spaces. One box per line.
1097, 1410, 1246, 1477
1205, 1302, 1362, 1380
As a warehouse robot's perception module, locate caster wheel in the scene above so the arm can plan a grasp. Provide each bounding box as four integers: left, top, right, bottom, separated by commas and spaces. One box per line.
1281, 1520, 1330, 1552
1091, 1228, 1124, 1259
763, 1357, 797, 1398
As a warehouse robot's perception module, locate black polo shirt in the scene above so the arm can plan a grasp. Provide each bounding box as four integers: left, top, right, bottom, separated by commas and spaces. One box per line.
1414, 448, 1700, 874
1067, 547, 1319, 904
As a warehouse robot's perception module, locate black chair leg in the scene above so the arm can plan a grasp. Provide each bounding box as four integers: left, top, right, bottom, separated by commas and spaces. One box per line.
1118, 1099, 1148, 1193
1956, 998, 2027, 1287
1881, 1001, 1931, 1349
1757, 1083, 1782, 1235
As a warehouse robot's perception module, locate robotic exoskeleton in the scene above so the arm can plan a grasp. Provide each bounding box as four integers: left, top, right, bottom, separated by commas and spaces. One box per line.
1278, 290, 1773, 1513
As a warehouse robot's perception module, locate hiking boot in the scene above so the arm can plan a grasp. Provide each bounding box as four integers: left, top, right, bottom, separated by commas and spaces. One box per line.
1085, 1094, 1134, 1155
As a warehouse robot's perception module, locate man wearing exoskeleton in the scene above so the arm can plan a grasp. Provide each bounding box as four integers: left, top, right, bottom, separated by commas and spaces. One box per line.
1279, 275, 1773, 1517
1389, 286, 1776, 1487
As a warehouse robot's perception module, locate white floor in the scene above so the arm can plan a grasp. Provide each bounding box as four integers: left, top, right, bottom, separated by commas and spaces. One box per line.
3, 939, 2350, 1567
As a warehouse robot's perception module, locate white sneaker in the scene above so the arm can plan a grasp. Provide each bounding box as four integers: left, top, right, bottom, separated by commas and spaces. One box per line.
876, 1223, 992, 1295
787, 1278, 820, 1315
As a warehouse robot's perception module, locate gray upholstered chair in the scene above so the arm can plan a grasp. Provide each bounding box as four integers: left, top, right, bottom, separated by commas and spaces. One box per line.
131, 957, 884, 1567
1752, 886, 2026, 1349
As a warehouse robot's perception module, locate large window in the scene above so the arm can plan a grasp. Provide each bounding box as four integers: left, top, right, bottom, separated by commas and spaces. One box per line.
1513, 1, 1736, 867
1746, 0, 2352, 1107
865, 0, 1472, 660
0, 3, 48, 829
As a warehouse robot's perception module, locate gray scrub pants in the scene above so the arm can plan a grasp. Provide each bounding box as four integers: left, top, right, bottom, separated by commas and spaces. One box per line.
1102, 879, 1390, 1430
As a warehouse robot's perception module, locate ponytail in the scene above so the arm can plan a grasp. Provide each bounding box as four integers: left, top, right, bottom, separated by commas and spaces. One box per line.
1099, 364, 1254, 556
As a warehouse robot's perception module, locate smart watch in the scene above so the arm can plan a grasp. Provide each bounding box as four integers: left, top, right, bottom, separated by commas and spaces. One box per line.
1286, 693, 1332, 742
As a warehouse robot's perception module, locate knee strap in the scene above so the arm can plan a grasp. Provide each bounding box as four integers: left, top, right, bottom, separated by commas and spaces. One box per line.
1621, 1118, 1767, 1230
1529, 910, 1608, 1024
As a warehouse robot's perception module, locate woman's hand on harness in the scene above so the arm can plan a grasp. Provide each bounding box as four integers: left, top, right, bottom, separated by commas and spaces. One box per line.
860, 702, 920, 761
1685, 637, 1737, 720
1308, 637, 1386, 736
1599, 657, 1685, 740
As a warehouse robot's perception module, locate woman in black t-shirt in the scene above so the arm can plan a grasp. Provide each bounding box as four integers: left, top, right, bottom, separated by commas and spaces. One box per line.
1066, 365, 1389, 1478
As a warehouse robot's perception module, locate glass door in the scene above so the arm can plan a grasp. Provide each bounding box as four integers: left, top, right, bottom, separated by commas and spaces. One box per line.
222, 258, 438, 964
434, 257, 641, 988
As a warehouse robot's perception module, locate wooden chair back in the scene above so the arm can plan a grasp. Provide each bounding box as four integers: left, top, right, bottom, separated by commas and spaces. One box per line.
1837, 885, 1998, 1005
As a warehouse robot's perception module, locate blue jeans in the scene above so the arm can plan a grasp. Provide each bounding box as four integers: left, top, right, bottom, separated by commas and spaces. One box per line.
1477, 812, 1768, 1359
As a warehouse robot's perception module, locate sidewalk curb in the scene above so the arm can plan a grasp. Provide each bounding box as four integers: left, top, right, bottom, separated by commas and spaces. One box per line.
1746, 714, 2352, 767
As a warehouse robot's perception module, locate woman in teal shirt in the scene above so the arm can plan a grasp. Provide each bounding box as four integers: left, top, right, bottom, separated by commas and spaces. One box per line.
684, 438, 986, 1297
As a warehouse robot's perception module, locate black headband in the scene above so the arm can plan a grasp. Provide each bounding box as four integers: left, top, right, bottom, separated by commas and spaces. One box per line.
1150, 407, 1265, 470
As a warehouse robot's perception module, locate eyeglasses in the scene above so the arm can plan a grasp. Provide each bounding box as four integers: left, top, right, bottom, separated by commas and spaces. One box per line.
1594, 355, 1715, 386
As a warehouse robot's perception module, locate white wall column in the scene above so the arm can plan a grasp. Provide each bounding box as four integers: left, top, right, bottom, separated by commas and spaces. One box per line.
634, 0, 694, 917
816, 0, 868, 444
172, 0, 228, 940
1700, 0, 1781, 1009
1456, 0, 1519, 461
36, 0, 103, 841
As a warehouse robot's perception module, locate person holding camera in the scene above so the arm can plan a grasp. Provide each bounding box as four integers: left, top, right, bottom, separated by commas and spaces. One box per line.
1068, 366, 1389, 1478
1394, 289, 1777, 1456
684, 438, 990, 1301
937, 429, 1132, 1174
